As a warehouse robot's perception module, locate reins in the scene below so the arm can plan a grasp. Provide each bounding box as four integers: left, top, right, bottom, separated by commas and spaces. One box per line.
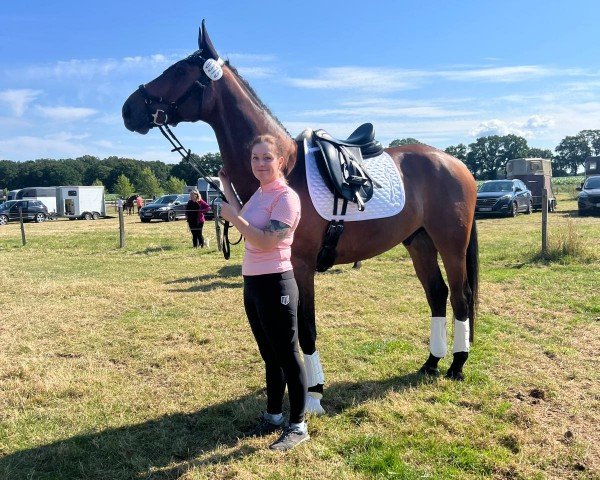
157, 123, 242, 259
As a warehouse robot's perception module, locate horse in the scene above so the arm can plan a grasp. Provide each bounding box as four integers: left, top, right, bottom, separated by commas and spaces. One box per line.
125, 195, 137, 215
122, 21, 479, 414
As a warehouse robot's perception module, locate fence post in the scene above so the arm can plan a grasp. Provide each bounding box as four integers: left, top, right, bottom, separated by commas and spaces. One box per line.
541, 188, 548, 258
19, 207, 26, 246
118, 206, 125, 248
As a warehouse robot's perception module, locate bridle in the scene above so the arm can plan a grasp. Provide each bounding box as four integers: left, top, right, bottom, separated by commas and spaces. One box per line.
139, 51, 242, 259
138, 50, 223, 128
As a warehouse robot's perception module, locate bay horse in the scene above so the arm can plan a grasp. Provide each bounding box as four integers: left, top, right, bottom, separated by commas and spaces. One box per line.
122, 22, 479, 414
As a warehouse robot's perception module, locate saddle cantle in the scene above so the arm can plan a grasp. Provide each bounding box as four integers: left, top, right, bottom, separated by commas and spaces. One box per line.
312, 123, 383, 212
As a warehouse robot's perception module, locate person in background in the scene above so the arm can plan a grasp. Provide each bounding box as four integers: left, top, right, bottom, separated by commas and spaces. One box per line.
116, 197, 123, 212
185, 190, 210, 248
218, 134, 308, 451
136, 194, 144, 212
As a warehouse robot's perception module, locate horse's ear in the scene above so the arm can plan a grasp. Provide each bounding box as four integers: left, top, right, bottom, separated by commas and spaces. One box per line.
199, 19, 219, 59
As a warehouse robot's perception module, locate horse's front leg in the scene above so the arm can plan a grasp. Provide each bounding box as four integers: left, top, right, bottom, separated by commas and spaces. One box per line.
293, 260, 326, 415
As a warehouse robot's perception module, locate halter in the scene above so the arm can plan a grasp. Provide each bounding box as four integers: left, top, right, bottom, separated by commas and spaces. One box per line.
139, 52, 241, 259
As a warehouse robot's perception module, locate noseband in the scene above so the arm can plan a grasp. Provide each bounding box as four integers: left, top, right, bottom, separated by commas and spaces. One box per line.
138, 52, 224, 126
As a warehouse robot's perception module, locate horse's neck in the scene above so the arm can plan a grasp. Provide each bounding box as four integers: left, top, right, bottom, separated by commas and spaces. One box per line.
206, 71, 294, 202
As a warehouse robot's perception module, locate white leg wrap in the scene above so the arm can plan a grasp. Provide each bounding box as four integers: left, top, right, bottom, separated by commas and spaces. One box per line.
303, 351, 325, 387
305, 391, 325, 415
430, 317, 447, 358
452, 319, 470, 353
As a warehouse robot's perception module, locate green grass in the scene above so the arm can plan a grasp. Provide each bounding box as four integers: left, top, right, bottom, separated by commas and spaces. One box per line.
0, 201, 598, 479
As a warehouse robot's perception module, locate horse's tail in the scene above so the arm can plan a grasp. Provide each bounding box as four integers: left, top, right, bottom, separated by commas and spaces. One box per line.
466, 219, 479, 343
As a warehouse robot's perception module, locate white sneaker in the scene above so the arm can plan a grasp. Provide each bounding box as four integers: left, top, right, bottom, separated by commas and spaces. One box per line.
305, 394, 325, 416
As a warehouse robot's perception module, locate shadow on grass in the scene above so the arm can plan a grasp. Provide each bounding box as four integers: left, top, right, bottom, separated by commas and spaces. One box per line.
0, 371, 433, 479
166, 264, 243, 292
134, 245, 177, 255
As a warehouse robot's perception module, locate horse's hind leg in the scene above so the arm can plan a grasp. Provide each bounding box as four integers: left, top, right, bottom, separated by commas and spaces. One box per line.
437, 244, 473, 381
404, 229, 449, 376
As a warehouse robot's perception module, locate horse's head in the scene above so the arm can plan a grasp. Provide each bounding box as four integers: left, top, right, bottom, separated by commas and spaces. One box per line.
122, 20, 223, 134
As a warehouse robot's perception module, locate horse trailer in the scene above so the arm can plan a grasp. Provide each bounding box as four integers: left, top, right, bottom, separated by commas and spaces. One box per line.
584, 156, 599, 177
7, 189, 21, 201
15, 187, 58, 214
56, 186, 106, 220
506, 158, 556, 211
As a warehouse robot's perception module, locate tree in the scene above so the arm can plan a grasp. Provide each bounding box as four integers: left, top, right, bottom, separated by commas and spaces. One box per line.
445, 144, 468, 163
389, 138, 423, 147
526, 147, 554, 159
466, 134, 529, 179
113, 174, 135, 198
164, 176, 187, 194
171, 152, 223, 185
91, 178, 104, 187
136, 167, 163, 198
554, 133, 591, 175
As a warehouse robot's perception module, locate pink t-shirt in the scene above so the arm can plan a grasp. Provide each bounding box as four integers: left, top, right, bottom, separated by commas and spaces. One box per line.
240, 177, 301, 276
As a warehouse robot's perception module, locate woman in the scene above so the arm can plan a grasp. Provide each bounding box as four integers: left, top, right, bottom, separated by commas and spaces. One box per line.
185, 190, 210, 248
218, 134, 308, 451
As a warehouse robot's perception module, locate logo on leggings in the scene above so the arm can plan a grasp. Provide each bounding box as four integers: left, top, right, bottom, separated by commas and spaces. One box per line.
280, 295, 290, 305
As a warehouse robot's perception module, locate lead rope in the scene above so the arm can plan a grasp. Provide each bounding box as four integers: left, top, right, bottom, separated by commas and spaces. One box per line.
158, 125, 242, 259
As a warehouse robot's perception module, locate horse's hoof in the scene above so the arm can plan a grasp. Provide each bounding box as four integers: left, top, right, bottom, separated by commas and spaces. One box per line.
445, 370, 465, 381
305, 395, 326, 416
418, 364, 440, 376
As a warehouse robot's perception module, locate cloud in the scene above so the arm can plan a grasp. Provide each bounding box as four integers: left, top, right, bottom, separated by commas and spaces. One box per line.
287, 67, 421, 92
286, 65, 593, 92
3, 54, 181, 82
469, 115, 555, 139
37, 106, 97, 121
0, 133, 90, 159
437, 65, 558, 82
296, 97, 477, 119
0, 89, 42, 116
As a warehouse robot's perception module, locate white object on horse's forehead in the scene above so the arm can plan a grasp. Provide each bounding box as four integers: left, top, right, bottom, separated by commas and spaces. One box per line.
203, 58, 224, 81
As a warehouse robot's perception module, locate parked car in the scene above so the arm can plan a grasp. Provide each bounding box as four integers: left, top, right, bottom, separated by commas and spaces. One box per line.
577, 175, 600, 216
476, 179, 533, 216
138, 194, 190, 222
0, 200, 48, 225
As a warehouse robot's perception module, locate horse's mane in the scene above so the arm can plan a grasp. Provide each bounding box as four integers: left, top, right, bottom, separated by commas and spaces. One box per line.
225, 60, 291, 138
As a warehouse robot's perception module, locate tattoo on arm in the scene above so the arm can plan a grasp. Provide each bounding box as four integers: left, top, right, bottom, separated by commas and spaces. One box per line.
265, 220, 291, 240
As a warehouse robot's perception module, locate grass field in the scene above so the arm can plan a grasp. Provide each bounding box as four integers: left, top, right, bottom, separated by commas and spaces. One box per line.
0, 196, 598, 480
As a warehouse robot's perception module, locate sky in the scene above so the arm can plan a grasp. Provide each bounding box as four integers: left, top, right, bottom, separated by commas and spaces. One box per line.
1, 0, 599, 164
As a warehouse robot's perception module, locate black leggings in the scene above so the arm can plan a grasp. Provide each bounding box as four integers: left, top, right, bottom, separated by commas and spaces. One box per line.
243, 270, 306, 424
189, 223, 204, 248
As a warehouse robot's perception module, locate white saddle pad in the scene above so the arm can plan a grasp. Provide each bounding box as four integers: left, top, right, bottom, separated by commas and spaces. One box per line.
304, 138, 405, 221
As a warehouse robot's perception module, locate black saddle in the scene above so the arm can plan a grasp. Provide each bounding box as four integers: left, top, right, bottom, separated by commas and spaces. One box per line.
310, 123, 384, 272
313, 123, 383, 211
319, 123, 384, 159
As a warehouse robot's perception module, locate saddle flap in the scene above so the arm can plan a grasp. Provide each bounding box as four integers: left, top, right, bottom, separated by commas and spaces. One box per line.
312, 132, 374, 208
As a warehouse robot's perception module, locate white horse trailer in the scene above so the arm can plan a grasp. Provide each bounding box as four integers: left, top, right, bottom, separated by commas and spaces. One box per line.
56, 186, 106, 220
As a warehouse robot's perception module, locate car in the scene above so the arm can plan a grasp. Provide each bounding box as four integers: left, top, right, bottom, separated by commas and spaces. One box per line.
476, 179, 533, 216
0, 199, 48, 225
138, 194, 190, 222
577, 175, 600, 216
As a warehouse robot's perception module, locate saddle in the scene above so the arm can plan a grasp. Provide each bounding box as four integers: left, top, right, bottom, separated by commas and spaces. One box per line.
312, 123, 383, 212
304, 123, 384, 272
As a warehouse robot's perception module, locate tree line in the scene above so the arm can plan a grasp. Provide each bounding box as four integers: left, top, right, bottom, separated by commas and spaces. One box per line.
1, 129, 597, 197
391, 129, 599, 179
0, 153, 222, 199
